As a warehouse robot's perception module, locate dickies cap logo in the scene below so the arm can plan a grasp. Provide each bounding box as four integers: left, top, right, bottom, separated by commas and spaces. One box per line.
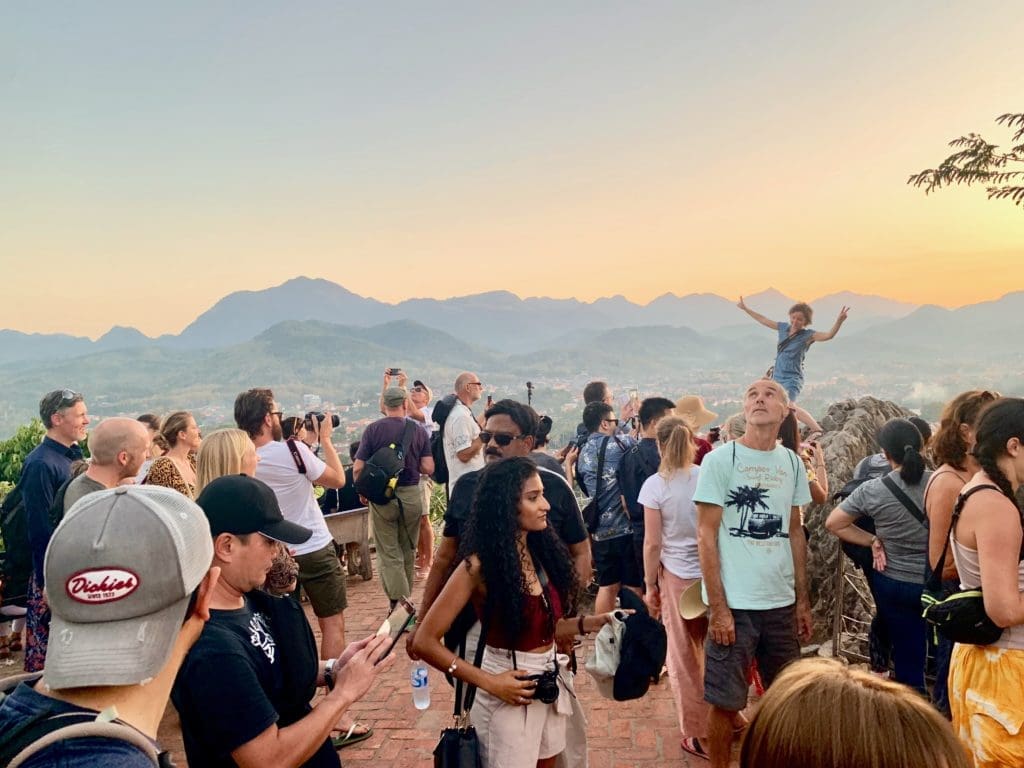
65, 567, 139, 604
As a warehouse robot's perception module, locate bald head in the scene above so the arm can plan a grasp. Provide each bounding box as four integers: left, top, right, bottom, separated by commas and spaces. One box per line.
454, 372, 483, 405
88, 417, 151, 477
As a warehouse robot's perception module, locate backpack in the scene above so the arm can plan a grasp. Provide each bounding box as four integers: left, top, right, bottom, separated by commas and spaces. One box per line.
429, 394, 458, 485
0, 484, 31, 609
611, 588, 667, 701
0, 674, 162, 768
355, 421, 417, 505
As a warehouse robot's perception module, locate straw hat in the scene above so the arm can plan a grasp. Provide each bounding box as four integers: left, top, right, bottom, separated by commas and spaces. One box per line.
678, 579, 708, 620
675, 395, 718, 431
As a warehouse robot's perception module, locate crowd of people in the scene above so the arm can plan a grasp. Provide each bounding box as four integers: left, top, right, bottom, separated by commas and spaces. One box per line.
0, 298, 1020, 768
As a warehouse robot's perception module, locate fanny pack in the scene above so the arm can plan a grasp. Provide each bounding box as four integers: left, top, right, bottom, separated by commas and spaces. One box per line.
920, 484, 1005, 646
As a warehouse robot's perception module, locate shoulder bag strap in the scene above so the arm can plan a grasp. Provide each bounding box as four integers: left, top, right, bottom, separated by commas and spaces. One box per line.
459, 616, 489, 715
594, 437, 610, 501
9, 721, 160, 768
398, 420, 417, 459
285, 438, 307, 474
881, 475, 926, 527
776, 332, 797, 354
926, 483, 1001, 592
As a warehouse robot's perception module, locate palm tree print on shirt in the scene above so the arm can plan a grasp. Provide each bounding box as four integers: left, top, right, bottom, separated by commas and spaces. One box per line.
725, 485, 787, 539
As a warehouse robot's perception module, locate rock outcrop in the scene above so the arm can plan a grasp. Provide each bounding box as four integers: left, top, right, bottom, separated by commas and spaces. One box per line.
805, 397, 914, 646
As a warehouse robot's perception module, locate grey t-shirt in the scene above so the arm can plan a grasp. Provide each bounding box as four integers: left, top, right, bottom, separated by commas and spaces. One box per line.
63, 473, 107, 514
843, 469, 933, 584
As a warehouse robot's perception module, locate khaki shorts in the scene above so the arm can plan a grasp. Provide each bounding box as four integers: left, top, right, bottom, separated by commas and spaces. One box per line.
419, 476, 433, 516
294, 542, 347, 618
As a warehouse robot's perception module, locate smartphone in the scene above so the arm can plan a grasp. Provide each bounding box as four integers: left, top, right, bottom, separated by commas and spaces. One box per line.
486, 395, 494, 407
375, 597, 416, 662
387, 367, 402, 376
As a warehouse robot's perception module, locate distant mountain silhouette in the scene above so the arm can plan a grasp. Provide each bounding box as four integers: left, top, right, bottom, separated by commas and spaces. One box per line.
0, 277, 933, 363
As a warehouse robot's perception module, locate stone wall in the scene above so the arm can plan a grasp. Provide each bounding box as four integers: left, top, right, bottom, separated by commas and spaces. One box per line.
804, 396, 914, 642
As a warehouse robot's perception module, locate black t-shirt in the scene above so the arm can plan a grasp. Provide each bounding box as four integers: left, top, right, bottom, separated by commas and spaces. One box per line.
443, 465, 587, 546
171, 600, 336, 768
618, 438, 661, 525
531, 451, 567, 479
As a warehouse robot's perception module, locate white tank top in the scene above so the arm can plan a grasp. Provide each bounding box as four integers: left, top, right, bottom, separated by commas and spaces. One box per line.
951, 533, 1024, 651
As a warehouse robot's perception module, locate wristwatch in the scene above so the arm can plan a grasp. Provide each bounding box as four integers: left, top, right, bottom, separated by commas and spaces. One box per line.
324, 658, 337, 690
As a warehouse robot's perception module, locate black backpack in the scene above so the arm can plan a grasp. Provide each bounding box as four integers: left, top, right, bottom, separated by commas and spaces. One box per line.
429, 394, 458, 485
0, 484, 31, 610
356, 421, 417, 505
613, 588, 667, 701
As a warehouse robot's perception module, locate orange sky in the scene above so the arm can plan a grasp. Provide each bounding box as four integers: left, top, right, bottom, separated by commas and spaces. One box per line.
2, 4, 1021, 337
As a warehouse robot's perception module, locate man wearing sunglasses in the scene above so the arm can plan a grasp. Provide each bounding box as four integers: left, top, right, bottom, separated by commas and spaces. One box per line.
17, 389, 89, 672
441, 372, 486, 490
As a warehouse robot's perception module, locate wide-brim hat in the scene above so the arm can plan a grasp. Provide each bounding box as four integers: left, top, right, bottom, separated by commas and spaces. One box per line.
678, 578, 708, 620
675, 396, 718, 431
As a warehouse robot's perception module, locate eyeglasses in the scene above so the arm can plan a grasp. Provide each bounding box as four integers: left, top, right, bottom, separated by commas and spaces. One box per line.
479, 431, 526, 447
270, 411, 284, 420
602, 418, 620, 426
468, 382, 483, 388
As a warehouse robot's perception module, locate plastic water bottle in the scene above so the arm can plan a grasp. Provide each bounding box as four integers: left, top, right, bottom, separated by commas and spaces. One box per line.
411, 661, 431, 709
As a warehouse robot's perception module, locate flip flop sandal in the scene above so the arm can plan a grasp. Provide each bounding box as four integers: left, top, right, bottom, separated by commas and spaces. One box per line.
681, 737, 709, 761
332, 722, 373, 750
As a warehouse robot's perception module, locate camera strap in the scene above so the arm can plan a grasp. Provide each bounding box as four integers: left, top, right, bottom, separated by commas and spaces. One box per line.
285, 438, 307, 475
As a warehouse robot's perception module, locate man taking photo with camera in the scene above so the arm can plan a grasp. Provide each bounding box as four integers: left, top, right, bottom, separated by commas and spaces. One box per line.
233, 389, 349, 662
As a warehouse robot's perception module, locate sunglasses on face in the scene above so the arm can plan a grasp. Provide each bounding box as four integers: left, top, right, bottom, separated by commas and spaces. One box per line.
602, 418, 620, 426
479, 431, 525, 447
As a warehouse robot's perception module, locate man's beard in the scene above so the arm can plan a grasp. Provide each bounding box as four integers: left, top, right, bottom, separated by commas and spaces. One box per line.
272, 421, 284, 441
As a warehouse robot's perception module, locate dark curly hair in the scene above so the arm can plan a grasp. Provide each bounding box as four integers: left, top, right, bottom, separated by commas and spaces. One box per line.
971, 398, 1024, 509
931, 390, 999, 470
459, 456, 580, 644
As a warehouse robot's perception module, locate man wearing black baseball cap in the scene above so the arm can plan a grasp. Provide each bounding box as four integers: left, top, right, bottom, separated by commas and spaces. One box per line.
172, 475, 394, 767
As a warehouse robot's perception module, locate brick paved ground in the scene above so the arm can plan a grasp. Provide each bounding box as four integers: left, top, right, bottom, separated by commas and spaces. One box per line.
2, 568, 746, 767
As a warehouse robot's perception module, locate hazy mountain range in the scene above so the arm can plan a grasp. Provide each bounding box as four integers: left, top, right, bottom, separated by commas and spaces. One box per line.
1, 277, 921, 362
0, 277, 1019, 435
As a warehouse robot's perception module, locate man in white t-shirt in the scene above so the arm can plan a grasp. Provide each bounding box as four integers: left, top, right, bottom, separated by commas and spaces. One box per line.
234, 388, 349, 660
442, 371, 485, 491
693, 379, 812, 768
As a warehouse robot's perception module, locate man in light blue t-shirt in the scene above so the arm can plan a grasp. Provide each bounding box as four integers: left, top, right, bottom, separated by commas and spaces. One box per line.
693, 378, 812, 768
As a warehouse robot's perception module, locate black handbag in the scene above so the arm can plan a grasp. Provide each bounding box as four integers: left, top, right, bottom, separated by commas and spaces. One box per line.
921, 484, 1004, 646
434, 621, 488, 768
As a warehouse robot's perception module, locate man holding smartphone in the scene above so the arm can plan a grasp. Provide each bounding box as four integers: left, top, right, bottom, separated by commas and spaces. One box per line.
173, 475, 395, 767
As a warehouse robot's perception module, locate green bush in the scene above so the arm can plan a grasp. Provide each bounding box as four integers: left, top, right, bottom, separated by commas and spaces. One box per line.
0, 420, 45, 484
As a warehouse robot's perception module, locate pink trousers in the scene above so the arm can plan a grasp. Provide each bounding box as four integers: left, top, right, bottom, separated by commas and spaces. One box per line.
659, 567, 710, 740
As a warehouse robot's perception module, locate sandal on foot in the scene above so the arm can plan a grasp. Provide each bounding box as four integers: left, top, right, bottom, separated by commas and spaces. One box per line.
681, 737, 709, 760
331, 722, 373, 750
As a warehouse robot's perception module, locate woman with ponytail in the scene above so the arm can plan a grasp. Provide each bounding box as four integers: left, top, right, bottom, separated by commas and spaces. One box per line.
947, 398, 1024, 767
826, 418, 932, 691
639, 417, 709, 759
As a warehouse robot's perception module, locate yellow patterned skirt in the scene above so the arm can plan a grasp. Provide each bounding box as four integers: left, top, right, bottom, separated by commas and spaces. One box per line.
950, 643, 1024, 767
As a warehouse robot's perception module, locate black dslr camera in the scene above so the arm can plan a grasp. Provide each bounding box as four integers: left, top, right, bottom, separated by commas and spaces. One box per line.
525, 662, 560, 704
304, 411, 340, 430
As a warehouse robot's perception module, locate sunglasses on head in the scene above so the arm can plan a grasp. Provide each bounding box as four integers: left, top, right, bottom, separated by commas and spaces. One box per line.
479, 431, 525, 447
59, 388, 81, 404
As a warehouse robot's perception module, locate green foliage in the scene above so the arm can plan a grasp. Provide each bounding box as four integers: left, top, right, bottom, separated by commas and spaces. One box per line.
909, 112, 1024, 208
429, 481, 447, 528
0, 420, 45, 483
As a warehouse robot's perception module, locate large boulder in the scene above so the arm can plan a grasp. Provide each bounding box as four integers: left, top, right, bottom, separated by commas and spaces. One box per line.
805, 396, 914, 643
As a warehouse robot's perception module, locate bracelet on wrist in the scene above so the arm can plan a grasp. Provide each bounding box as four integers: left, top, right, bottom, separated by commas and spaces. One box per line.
324, 659, 337, 690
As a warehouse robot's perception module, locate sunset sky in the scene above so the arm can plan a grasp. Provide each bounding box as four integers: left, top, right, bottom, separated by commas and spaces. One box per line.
2, 2, 1022, 338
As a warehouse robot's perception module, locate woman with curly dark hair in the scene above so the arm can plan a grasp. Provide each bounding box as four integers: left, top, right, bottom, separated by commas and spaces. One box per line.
414, 456, 618, 768
923, 388, 998, 716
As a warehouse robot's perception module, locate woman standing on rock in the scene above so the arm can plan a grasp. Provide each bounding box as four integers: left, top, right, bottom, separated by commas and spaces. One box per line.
924, 389, 998, 716
825, 418, 932, 692
946, 398, 1024, 767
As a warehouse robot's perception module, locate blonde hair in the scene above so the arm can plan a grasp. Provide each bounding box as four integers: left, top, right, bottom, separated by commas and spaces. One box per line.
196, 428, 254, 495
739, 658, 970, 768
160, 410, 193, 448
723, 412, 746, 441
655, 417, 694, 477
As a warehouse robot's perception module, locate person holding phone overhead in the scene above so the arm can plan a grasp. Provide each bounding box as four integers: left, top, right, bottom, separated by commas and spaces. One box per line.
413, 457, 621, 768
172, 475, 395, 766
